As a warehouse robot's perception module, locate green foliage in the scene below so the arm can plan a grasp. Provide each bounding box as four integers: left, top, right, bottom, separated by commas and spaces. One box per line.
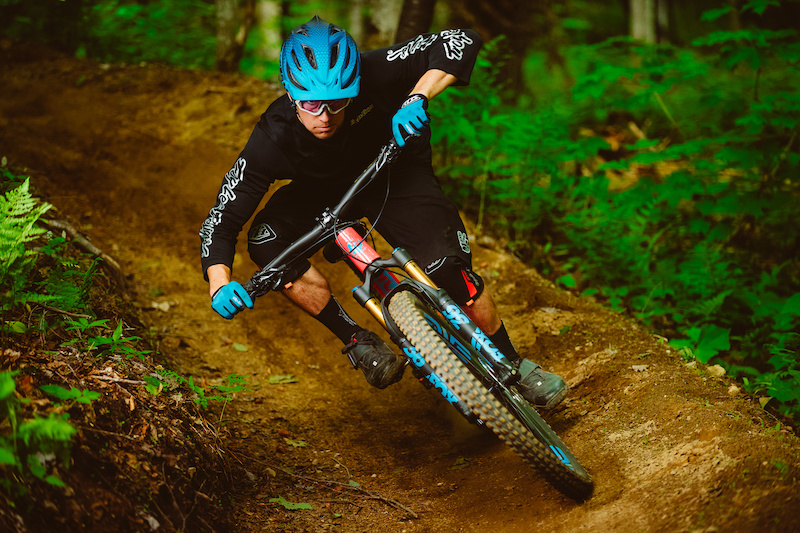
1, 0, 216, 68
434, 2, 800, 420
737, 334, 800, 414
40, 385, 101, 406
83, 0, 217, 68
0, 372, 81, 493
62, 318, 152, 361
0, 177, 52, 311
145, 370, 247, 409
87, 320, 149, 359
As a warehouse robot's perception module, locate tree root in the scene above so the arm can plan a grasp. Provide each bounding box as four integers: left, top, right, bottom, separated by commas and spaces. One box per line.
41, 218, 127, 288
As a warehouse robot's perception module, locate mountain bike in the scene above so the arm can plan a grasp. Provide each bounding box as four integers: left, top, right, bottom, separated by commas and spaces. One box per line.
242, 137, 594, 500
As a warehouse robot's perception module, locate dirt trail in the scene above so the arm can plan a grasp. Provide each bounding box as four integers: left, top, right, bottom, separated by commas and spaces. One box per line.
2, 42, 799, 532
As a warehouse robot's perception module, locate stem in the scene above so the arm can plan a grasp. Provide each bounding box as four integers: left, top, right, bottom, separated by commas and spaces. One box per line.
769, 127, 798, 180
36, 303, 92, 319
653, 92, 680, 132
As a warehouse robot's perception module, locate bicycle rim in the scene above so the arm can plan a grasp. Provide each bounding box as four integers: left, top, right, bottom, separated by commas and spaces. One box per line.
387, 289, 593, 500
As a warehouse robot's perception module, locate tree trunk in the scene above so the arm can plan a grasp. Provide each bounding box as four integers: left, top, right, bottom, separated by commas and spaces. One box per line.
541, 0, 574, 87
728, 0, 742, 31
363, 0, 403, 49
657, 0, 669, 42
446, 0, 572, 97
252, 0, 282, 66
396, 0, 437, 43
215, 0, 256, 72
348, 0, 367, 46
630, 0, 657, 43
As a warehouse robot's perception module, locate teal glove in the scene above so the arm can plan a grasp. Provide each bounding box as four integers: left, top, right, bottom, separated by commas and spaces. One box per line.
211, 281, 253, 319
392, 94, 430, 147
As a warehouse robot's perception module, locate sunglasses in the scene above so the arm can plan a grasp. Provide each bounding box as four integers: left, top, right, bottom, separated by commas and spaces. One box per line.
295, 98, 352, 116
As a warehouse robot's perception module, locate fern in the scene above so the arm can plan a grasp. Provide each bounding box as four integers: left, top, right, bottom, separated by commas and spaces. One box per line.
694, 290, 735, 320
0, 178, 52, 304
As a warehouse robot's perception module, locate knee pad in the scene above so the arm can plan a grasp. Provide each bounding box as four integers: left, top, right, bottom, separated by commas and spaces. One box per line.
423, 256, 485, 306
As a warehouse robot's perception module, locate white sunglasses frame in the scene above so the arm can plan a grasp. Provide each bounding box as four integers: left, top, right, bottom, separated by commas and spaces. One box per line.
292, 97, 352, 116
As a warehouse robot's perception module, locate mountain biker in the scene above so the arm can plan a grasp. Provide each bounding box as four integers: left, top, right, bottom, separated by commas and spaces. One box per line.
199, 16, 569, 410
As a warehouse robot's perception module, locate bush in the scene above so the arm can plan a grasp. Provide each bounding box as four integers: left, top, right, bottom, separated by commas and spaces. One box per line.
430, 1, 800, 420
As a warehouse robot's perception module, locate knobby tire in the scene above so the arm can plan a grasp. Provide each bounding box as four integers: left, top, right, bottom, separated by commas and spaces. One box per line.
387, 289, 593, 500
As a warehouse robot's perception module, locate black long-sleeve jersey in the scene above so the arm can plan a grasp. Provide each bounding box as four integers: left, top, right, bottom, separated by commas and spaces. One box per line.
199, 29, 483, 277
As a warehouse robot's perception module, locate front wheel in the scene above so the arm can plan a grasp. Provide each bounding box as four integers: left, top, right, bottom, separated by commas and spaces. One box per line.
387, 289, 593, 500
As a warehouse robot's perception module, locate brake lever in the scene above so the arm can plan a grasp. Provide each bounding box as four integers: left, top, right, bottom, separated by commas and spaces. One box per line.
243, 268, 284, 298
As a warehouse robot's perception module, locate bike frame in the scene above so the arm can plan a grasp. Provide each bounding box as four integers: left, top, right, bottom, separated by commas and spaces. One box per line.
242, 139, 520, 421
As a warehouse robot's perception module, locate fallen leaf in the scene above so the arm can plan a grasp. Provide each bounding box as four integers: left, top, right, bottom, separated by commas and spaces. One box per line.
268, 374, 298, 384
269, 496, 312, 510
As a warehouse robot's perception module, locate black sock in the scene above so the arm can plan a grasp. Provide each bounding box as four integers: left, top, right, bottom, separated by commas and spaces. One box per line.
313, 296, 362, 344
489, 321, 520, 362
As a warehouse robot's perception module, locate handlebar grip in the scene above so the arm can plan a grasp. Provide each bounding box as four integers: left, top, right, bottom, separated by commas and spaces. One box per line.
398, 127, 418, 146
242, 278, 257, 298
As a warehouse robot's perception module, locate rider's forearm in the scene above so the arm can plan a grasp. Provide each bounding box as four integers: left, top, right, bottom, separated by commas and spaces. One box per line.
207, 264, 232, 297
409, 69, 458, 101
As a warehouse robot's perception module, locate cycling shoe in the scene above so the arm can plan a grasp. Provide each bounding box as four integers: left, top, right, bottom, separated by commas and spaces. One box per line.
515, 359, 568, 410
343, 329, 406, 389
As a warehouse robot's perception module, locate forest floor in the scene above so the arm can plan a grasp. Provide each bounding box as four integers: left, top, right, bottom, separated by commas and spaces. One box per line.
1, 40, 799, 533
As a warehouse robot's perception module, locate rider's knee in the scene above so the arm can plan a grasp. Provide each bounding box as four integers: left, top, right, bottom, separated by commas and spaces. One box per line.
423, 256, 485, 306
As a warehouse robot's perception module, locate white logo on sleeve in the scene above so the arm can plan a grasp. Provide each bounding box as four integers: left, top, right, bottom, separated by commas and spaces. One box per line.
441, 30, 473, 61
457, 231, 471, 254
386, 34, 440, 61
199, 158, 246, 258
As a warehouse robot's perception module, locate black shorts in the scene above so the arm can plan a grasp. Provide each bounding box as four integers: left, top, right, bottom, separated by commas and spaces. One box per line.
246, 159, 473, 283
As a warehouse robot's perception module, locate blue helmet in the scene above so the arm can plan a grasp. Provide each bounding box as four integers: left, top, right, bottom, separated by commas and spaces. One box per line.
279, 16, 361, 101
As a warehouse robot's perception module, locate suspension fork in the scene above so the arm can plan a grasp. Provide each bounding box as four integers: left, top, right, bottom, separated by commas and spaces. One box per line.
333, 227, 434, 327
350, 249, 436, 328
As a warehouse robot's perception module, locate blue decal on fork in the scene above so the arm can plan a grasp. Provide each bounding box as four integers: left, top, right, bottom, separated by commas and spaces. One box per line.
423, 312, 472, 362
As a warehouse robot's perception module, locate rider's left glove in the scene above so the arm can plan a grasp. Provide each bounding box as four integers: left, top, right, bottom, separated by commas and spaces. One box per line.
211, 281, 254, 319
392, 94, 430, 147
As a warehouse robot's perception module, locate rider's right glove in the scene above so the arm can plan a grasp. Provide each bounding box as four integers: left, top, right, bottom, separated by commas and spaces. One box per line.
392, 94, 430, 147
211, 281, 254, 319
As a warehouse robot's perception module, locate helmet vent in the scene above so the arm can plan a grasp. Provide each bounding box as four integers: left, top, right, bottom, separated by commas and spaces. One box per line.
301, 44, 317, 69
286, 69, 308, 91
291, 49, 302, 70
342, 48, 357, 88
330, 42, 340, 69
343, 66, 357, 89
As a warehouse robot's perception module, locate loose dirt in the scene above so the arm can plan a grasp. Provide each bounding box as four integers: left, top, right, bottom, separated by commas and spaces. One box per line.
1, 41, 798, 532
